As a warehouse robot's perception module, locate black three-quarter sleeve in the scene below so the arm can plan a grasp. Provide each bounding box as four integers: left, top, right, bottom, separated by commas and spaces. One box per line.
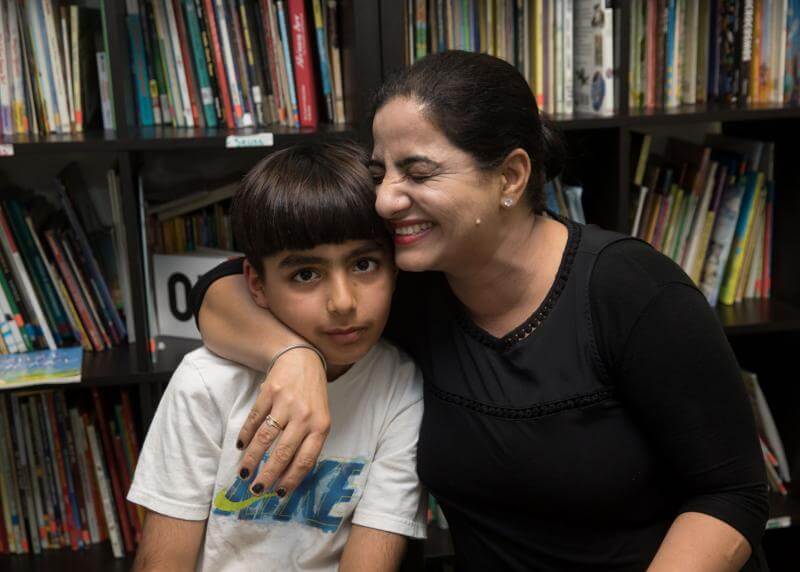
590, 241, 769, 552
190, 257, 244, 326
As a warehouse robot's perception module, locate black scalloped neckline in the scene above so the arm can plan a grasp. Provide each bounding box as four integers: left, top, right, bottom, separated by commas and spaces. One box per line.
452, 211, 581, 352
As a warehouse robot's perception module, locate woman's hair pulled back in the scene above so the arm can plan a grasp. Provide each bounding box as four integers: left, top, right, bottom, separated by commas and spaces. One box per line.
374, 50, 565, 212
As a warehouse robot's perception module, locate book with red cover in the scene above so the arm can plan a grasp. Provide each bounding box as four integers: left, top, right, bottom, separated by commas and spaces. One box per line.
202, 0, 235, 127
44, 393, 79, 550
55, 393, 91, 548
259, 0, 287, 124
111, 426, 141, 544
90, 389, 133, 553
288, 0, 318, 127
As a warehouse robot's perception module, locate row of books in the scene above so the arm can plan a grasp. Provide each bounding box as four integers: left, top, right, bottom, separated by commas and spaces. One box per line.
741, 370, 792, 496
404, 0, 617, 115
629, 134, 774, 307
629, 0, 800, 109
146, 181, 237, 255
0, 388, 143, 557
126, 0, 347, 129
0, 2, 110, 135
0, 166, 130, 355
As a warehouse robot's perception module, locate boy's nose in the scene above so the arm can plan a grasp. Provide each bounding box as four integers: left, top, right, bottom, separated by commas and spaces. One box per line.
327, 275, 356, 315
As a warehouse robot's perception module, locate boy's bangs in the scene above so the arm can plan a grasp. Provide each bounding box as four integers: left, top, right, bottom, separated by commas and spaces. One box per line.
259, 185, 388, 254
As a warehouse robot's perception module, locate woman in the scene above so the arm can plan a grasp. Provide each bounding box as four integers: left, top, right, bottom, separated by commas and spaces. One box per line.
192, 51, 768, 570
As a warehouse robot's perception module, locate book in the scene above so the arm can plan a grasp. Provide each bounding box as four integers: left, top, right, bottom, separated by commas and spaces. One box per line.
574, 0, 615, 114
0, 347, 81, 389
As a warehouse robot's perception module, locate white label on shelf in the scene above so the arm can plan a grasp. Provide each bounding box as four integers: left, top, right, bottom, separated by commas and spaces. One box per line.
766, 516, 791, 530
0, 144, 14, 156
225, 133, 274, 148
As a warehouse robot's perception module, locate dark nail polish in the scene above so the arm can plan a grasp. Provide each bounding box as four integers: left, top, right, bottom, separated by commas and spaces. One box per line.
276, 487, 286, 498
236, 440, 244, 450
239, 468, 250, 479
252, 483, 264, 495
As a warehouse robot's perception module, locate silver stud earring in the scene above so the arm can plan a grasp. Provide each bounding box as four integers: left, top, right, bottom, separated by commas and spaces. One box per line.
475, 218, 481, 226
502, 198, 513, 208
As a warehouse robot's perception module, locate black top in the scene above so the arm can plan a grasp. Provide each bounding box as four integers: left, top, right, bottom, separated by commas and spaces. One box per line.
191, 217, 769, 571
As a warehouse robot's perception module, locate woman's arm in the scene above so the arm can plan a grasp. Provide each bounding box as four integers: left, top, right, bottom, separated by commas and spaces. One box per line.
194, 263, 331, 495
648, 512, 751, 571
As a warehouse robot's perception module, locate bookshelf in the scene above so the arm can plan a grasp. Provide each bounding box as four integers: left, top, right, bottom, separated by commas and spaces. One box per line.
0, 0, 798, 570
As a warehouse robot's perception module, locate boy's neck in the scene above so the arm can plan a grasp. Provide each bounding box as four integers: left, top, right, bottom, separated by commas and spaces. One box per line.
326, 362, 353, 382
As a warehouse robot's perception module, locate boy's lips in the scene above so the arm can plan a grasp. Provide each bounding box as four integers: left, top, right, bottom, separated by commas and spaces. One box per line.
324, 326, 366, 345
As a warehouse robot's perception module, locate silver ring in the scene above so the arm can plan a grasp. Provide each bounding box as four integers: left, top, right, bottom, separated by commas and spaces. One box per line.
264, 414, 284, 432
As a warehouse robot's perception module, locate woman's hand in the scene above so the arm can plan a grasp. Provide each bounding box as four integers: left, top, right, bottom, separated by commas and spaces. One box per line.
236, 347, 331, 496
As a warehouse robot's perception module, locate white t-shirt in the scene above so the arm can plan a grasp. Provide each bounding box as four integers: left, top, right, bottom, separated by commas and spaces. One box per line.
128, 340, 426, 572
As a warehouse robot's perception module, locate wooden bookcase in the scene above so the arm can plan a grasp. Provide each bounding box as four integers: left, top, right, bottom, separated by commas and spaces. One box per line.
1, 1, 799, 570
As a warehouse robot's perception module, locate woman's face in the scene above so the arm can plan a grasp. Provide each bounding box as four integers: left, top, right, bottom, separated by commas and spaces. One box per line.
370, 97, 505, 274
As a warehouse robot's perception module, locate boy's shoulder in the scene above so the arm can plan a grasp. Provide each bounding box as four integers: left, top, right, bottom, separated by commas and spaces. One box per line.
169, 346, 262, 404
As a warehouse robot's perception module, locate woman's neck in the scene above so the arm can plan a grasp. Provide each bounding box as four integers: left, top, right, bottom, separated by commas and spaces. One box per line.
445, 214, 568, 337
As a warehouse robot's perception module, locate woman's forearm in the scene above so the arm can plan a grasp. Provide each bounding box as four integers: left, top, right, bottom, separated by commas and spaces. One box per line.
197, 273, 307, 372
648, 512, 752, 572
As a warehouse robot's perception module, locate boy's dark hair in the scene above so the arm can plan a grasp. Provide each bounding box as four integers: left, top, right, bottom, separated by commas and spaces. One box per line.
232, 140, 388, 275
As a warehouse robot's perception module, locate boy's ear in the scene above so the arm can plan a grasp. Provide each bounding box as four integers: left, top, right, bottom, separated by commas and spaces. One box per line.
243, 259, 269, 309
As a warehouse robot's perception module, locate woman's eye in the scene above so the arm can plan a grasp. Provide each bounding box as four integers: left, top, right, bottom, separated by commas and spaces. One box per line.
353, 258, 378, 273
408, 173, 432, 184
292, 269, 320, 283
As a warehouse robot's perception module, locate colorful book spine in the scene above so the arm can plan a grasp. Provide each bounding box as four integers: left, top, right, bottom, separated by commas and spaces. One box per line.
288, 0, 318, 128
276, 0, 300, 127
126, 0, 155, 126
202, 0, 235, 127
183, 0, 218, 127
311, 0, 334, 122
719, 172, 763, 305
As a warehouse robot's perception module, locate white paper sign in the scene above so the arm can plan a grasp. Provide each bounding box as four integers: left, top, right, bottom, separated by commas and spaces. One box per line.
0, 144, 14, 156
152, 252, 237, 339
225, 133, 274, 148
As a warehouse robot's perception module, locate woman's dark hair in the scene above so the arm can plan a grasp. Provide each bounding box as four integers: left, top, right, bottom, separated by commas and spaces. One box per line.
232, 140, 389, 275
374, 50, 566, 212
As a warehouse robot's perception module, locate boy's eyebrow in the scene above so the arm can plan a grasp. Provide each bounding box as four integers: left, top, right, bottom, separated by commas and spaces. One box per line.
277, 242, 384, 268
278, 254, 328, 268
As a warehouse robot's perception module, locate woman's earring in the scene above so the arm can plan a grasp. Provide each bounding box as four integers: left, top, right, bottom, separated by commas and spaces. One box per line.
475, 218, 482, 226
502, 198, 514, 208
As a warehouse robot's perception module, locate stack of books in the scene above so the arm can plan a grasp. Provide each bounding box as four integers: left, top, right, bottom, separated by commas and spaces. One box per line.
126, 0, 347, 129
0, 2, 109, 135
0, 164, 130, 354
544, 178, 586, 223
405, 0, 617, 115
630, 134, 774, 307
0, 388, 143, 557
629, 0, 800, 109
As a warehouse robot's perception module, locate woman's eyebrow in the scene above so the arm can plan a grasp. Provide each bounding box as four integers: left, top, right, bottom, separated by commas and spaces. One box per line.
396, 156, 439, 170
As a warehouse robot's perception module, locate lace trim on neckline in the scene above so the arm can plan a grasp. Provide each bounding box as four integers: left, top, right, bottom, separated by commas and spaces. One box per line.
454, 211, 582, 352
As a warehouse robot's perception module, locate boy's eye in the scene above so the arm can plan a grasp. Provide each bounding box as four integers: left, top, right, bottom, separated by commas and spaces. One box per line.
292, 269, 320, 283
353, 258, 378, 273
369, 169, 384, 184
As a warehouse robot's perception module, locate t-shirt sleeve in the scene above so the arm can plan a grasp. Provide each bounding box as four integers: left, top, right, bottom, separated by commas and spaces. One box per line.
190, 257, 245, 327
352, 363, 427, 539
127, 358, 223, 520
590, 241, 769, 552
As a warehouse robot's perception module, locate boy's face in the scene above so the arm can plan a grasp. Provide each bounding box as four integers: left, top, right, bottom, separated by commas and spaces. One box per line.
244, 240, 396, 378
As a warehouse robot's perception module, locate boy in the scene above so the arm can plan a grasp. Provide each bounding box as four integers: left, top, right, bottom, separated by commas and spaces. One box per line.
127, 142, 426, 571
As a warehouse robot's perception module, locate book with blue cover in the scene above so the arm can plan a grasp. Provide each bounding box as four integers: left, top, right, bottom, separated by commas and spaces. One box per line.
0, 347, 82, 389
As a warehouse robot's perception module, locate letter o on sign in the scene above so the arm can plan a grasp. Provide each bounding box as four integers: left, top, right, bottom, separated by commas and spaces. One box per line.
168, 273, 192, 322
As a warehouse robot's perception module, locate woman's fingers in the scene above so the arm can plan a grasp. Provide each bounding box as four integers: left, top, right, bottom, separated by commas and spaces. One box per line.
236, 383, 273, 451
273, 430, 328, 496
248, 419, 304, 495
236, 347, 331, 494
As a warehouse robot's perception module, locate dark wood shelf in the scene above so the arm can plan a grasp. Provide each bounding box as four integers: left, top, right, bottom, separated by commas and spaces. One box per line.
127, 123, 357, 150
548, 102, 800, 131
0, 542, 133, 571
0, 131, 122, 153
718, 299, 800, 336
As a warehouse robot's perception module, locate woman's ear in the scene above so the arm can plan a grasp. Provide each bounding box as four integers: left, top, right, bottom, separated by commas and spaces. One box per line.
499, 148, 532, 209
243, 259, 269, 309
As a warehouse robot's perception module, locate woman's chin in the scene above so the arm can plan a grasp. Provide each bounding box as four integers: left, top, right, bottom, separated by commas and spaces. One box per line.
395, 250, 439, 273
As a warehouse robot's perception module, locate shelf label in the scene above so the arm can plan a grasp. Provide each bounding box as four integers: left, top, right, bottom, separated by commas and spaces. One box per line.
0, 144, 14, 157
225, 133, 274, 149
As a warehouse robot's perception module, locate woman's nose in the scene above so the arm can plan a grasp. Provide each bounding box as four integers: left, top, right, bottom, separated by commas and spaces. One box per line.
375, 177, 413, 220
